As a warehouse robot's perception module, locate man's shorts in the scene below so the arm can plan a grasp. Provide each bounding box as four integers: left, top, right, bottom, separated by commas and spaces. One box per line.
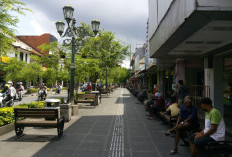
186, 134, 216, 150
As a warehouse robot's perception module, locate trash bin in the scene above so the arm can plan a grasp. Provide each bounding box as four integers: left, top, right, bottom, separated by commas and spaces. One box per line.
45, 99, 60, 120
45, 99, 60, 107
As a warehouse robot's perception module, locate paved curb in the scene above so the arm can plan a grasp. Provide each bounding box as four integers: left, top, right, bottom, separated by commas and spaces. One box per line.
0, 123, 14, 136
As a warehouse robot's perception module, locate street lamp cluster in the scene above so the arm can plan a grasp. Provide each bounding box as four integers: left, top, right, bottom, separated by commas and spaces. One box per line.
55, 5, 100, 102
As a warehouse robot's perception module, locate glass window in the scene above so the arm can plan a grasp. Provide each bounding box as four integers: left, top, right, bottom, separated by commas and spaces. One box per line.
20, 52, 23, 61
25, 54, 28, 62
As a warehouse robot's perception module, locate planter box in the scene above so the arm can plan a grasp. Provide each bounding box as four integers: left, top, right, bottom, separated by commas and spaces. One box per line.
60, 103, 72, 122
72, 105, 79, 116
0, 123, 14, 135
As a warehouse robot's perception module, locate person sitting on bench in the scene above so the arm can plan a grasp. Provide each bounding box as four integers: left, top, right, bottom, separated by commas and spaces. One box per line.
147, 92, 165, 120
166, 96, 180, 117
138, 88, 147, 102
186, 98, 225, 157
164, 96, 199, 155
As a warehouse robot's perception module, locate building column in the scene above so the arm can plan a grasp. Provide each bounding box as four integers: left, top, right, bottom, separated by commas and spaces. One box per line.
158, 71, 165, 97
175, 60, 185, 84
204, 57, 224, 115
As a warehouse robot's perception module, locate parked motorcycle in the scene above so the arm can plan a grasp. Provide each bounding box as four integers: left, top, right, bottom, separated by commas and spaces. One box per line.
0, 93, 14, 107
17, 90, 23, 101
0, 93, 4, 107
38, 89, 46, 101
56, 88, 60, 94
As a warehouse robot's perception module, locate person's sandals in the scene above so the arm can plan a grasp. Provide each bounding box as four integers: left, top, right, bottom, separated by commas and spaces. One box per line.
147, 117, 154, 120
170, 149, 178, 155
165, 130, 172, 136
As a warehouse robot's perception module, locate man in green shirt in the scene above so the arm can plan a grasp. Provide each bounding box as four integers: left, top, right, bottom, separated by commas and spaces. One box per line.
186, 98, 225, 157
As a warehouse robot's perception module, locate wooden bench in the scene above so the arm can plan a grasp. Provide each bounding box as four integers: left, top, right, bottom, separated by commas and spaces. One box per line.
74, 94, 97, 108
100, 89, 109, 98
14, 108, 64, 138
159, 111, 178, 127
205, 141, 232, 157
109, 86, 114, 92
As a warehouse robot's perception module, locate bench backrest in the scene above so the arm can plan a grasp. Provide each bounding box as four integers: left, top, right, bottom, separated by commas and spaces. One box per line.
77, 94, 96, 99
14, 108, 60, 119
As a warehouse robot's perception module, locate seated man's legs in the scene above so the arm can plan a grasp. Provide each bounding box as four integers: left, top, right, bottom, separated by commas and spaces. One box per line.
186, 134, 215, 157
169, 122, 193, 154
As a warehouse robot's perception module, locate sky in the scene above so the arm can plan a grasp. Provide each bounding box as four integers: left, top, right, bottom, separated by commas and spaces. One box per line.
16, 0, 148, 68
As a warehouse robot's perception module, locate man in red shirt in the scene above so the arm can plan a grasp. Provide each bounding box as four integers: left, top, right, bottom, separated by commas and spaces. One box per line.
86, 83, 92, 91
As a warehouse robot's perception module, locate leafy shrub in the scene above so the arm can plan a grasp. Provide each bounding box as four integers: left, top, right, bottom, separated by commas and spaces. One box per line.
62, 87, 67, 90
26, 88, 39, 94
74, 92, 85, 98
0, 101, 45, 127
0, 107, 14, 126
58, 98, 65, 104
16, 101, 45, 109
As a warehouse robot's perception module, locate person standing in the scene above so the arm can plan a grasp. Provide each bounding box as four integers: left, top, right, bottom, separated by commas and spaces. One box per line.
177, 80, 189, 107
186, 98, 225, 157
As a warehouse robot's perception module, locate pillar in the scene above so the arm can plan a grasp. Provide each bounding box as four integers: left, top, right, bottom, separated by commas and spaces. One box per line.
158, 71, 165, 97
175, 60, 185, 84
204, 57, 224, 115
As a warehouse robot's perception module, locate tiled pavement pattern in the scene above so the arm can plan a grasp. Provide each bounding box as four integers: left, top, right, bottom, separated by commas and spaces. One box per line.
0, 88, 195, 157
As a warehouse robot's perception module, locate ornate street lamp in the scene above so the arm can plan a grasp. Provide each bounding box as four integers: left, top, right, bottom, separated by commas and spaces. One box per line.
55, 5, 100, 102
91, 19, 100, 36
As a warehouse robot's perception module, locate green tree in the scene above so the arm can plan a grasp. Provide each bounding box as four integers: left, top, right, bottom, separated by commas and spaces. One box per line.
20, 62, 42, 83
3, 58, 26, 82
33, 42, 70, 85
40, 68, 56, 87
57, 69, 69, 82
108, 67, 130, 84
80, 30, 129, 83
74, 56, 100, 83
0, 0, 29, 55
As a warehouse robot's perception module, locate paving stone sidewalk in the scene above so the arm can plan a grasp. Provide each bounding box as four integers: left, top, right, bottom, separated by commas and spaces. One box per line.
0, 88, 192, 157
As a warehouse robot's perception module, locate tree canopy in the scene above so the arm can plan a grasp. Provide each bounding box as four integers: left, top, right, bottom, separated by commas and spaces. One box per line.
0, 0, 29, 55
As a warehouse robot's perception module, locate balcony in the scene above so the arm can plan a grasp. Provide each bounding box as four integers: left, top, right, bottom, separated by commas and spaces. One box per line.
149, 0, 232, 58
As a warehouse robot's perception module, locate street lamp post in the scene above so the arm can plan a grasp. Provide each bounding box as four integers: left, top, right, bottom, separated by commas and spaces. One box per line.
106, 67, 108, 92
55, 5, 100, 102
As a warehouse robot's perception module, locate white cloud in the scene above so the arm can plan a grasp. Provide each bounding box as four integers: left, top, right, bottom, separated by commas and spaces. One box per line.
17, 0, 148, 69
30, 20, 44, 35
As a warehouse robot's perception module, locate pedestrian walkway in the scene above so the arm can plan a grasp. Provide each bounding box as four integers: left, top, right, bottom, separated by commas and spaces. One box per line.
0, 88, 191, 157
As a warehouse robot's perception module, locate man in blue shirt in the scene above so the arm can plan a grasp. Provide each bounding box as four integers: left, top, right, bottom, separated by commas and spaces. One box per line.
165, 96, 199, 155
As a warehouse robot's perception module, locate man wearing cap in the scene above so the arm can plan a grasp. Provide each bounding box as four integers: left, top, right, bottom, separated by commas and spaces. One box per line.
2, 81, 16, 106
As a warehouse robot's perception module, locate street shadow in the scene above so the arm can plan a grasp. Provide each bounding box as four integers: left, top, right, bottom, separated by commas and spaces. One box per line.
5, 134, 59, 142
78, 104, 95, 109
122, 94, 130, 96
31, 115, 117, 157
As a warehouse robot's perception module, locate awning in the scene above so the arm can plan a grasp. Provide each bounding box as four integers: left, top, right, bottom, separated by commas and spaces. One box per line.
146, 63, 154, 70
138, 69, 147, 74
146, 64, 157, 74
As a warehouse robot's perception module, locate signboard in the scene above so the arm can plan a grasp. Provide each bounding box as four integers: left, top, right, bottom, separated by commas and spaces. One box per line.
1, 56, 9, 63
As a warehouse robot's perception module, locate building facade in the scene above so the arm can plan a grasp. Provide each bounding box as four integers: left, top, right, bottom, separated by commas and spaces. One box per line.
148, 0, 232, 133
